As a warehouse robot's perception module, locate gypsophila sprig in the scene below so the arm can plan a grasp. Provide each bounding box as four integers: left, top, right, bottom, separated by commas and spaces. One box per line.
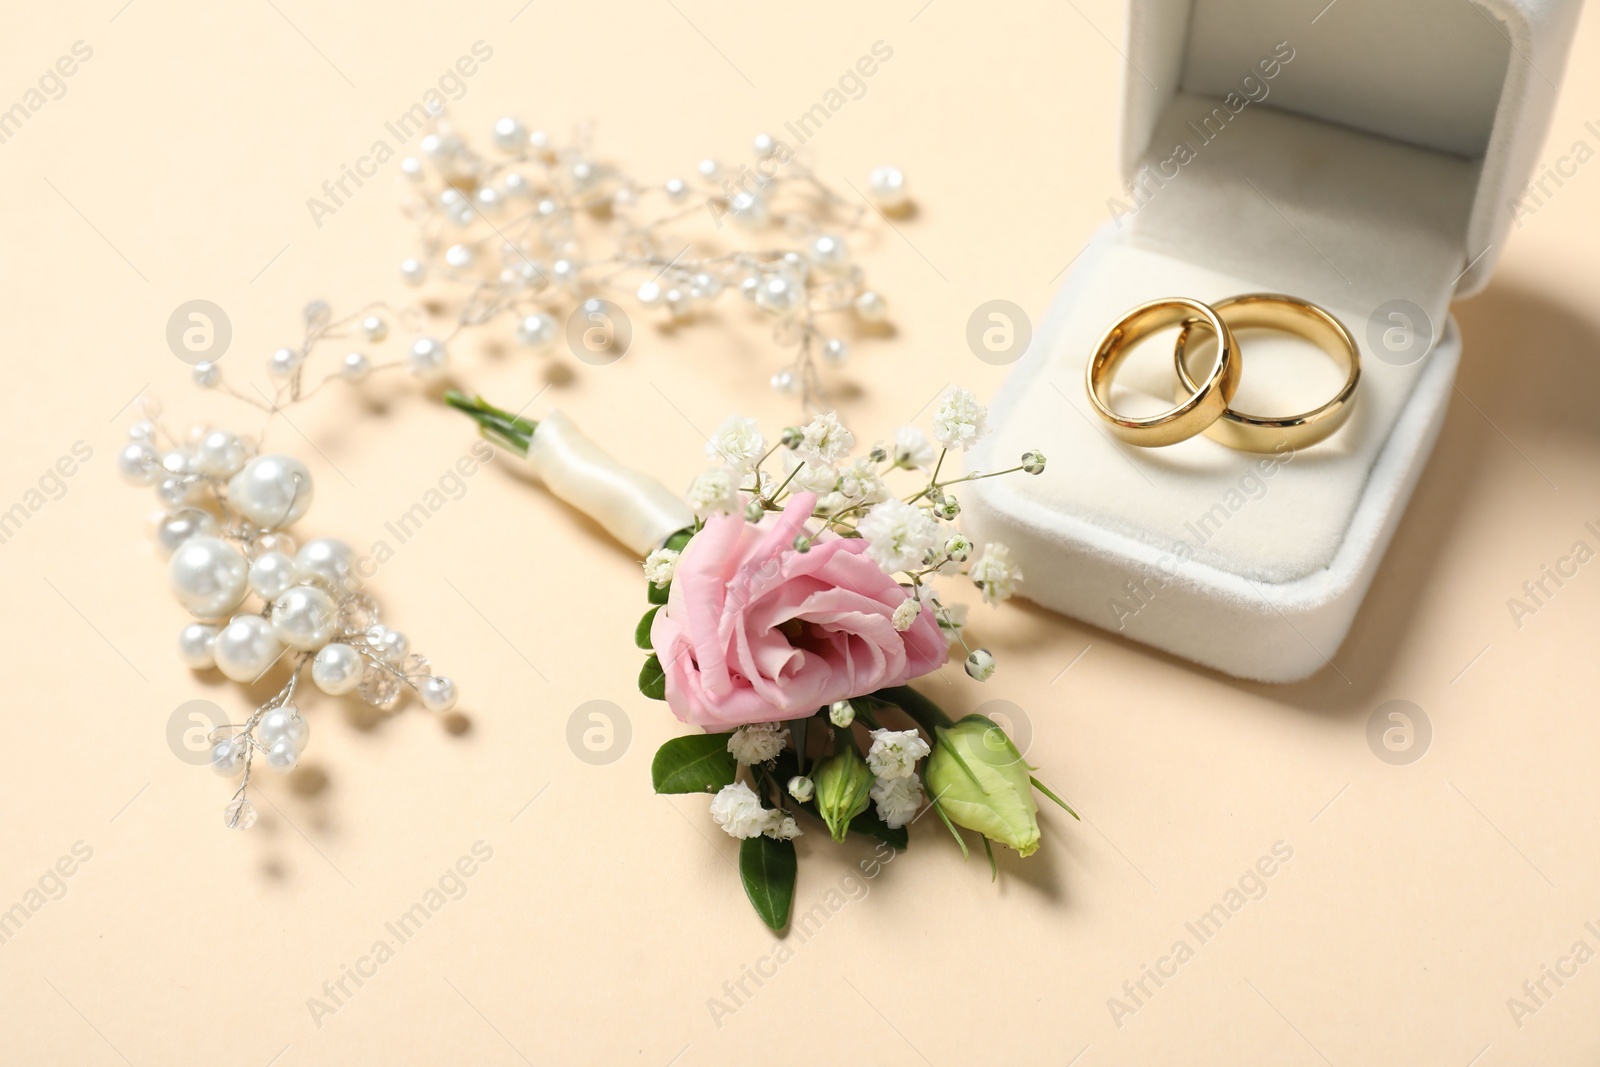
119, 405, 460, 831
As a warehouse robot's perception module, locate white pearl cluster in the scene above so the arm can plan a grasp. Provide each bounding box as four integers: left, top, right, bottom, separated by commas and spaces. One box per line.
121, 412, 459, 829
394, 116, 910, 409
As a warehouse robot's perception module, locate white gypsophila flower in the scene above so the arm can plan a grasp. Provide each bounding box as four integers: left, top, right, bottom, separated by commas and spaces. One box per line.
891, 425, 937, 469
969, 542, 1023, 604
727, 721, 788, 765
857, 497, 940, 574
709, 781, 771, 839
686, 465, 743, 518
838, 456, 887, 504
793, 411, 855, 467
764, 814, 802, 840
780, 449, 839, 494
892, 596, 921, 632
706, 415, 766, 472
870, 774, 924, 829
932, 386, 990, 451
866, 728, 930, 780
642, 547, 679, 587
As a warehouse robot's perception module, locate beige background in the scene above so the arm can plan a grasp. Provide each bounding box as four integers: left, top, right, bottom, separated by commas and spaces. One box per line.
2, 1, 1598, 1063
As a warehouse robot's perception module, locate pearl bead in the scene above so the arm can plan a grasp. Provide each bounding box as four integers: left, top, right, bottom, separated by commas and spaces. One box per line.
210, 738, 246, 776
400, 156, 422, 181
492, 116, 526, 152
270, 585, 338, 650
312, 643, 364, 695
551, 259, 578, 286
822, 338, 849, 364
692, 272, 722, 300
155, 507, 220, 558
213, 614, 283, 682
161, 450, 193, 476
503, 172, 529, 197
193, 362, 220, 388
698, 158, 720, 178
293, 537, 355, 589
268, 347, 301, 379
371, 627, 408, 665
195, 430, 247, 477
515, 313, 558, 349
117, 441, 159, 486
228, 455, 314, 528
265, 739, 299, 772
663, 288, 688, 318
248, 551, 297, 599
739, 275, 760, 300
128, 420, 155, 441
770, 370, 798, 394
341, 352, 370, 381
664, 178, 687, 201
569, 161, 596, 189
168, 536, 249, 618
635, 281, 662, 307
178, 622, 220, 670
808, 234, 848, 268
444, 244, 474, 269
854, 290, 888, 322
728, 191, 768, 229
156, 476, 202, 508
258, 705, 310, 754
868, 165, 908, 209
400, 258, 426, 286
418, 675, 458, 713
529, 129, 551, 155
537, 198, 557, 217
475, 187, 501, 212
408, 337, 447, 376
752, 133, 777, 159
360, 315, 387, 341
755, 275, 802, 314
420, 133, 446, 158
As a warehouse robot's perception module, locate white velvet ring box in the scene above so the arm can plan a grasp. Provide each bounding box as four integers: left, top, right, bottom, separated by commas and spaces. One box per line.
965, 0, 1581, 682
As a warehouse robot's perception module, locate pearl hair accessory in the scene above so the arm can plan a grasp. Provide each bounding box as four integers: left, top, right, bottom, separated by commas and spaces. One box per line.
191, 118, 913, 415
119, 403, 459, 830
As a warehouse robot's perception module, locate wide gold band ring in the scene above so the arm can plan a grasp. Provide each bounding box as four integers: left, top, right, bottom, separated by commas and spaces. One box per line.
1086, 298, 1240, 448
1172, 293, 1360, 454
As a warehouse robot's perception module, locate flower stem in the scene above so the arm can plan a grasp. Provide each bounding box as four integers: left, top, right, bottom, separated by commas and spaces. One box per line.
444, 390, 539, 456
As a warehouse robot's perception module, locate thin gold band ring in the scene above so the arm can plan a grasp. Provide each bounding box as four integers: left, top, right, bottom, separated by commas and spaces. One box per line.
1172, 293, 1360, 453
1085, 298, 1240, 448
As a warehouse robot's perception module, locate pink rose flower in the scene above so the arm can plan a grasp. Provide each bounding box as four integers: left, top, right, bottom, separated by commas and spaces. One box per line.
650, 491, 946, 728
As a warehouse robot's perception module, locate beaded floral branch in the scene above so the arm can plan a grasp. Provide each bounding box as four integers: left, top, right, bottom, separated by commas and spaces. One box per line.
118, 411, 458, 829
188, 116, 912, 416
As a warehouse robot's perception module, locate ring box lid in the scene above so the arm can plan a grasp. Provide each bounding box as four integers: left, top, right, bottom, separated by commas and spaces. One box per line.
1117, 0, 1581, 329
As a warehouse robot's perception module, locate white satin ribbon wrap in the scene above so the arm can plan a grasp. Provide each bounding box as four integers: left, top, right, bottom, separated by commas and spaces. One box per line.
522, 409, 694, 556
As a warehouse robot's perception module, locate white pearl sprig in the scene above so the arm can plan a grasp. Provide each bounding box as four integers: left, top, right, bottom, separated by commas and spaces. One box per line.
120, 407, 459, 830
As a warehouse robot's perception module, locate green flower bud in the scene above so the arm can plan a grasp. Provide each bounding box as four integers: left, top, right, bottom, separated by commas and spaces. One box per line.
1021, 450, 1046, 475
829, 699, 855, 727
813, 742, 873, 842
925, 715, 1040, 857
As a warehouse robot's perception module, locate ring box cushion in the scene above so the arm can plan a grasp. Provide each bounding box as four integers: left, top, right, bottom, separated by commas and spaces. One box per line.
963, 0, 1580, 681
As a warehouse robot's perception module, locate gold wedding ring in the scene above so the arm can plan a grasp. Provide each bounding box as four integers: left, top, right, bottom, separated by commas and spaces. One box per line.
1085, 298, 1241, 448
1172, 294, 1360, 453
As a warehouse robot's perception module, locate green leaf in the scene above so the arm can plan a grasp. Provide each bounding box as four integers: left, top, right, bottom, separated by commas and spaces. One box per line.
647, 580, 670, 605
638, 654, 666, 700
651, 733, 737, 794
664, 527, 694, 552
873, 685, 954, 730
982, 835, 998, 882
740, 835, 797, 932
848, 807, 909, 850
634, 606, 660, 650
